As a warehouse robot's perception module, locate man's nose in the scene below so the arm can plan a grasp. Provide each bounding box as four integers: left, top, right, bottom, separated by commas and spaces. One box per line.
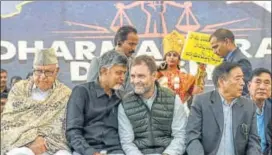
40, 73, 47, 79
132, 77, 139, 83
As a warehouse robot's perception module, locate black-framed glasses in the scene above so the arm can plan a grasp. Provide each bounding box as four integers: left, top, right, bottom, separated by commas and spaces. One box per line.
33, 69, 55, 77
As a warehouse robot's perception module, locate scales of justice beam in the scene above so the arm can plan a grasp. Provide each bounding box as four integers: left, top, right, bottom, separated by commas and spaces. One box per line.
110, 1, 201, 38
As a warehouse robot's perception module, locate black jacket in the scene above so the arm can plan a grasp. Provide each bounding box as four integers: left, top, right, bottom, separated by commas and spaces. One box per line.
65, 80, 123, 155
227, 48, 252, 96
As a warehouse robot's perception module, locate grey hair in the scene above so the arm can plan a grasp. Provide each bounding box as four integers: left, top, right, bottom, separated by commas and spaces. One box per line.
212, 62, 241, 88
98, 51, 128, 74
101, 63, 125, 70
33, 63, 59, 68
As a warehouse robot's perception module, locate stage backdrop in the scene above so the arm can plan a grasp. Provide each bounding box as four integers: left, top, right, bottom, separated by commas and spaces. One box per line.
1, 1, 271, 91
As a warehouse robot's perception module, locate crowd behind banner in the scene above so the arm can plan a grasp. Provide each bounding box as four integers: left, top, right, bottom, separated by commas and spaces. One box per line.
0, 26, 271, 155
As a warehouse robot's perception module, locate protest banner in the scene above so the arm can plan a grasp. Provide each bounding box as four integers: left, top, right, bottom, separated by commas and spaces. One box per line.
181, 31, 223, 65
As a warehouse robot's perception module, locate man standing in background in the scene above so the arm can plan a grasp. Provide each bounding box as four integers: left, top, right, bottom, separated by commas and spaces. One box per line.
210, 28, 252, 95
1, 68, 9, 94
87, 25, 139, 91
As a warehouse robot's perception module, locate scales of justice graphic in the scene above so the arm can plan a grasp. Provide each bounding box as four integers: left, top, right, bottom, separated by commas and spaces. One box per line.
51, 1, 261, 39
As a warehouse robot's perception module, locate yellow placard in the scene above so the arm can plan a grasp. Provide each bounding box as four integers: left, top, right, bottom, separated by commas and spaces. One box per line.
181, 31, 223, 65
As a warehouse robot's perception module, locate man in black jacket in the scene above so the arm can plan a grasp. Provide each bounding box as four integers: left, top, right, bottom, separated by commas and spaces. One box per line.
210, 28, 252, 96
66, 51, 128, 155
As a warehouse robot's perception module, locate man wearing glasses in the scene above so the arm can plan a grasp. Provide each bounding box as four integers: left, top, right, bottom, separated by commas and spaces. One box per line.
1, 48, 71, 155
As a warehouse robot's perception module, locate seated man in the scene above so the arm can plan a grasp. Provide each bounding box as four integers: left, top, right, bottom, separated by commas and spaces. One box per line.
118, 55, 188, 155
186, 62, 261, 155
1, 48, 71, 155
66, 51, 128, 155
248, 68, 272, 155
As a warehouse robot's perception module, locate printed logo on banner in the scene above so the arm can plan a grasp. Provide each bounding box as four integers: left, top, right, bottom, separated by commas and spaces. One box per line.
1, 1, 271, 89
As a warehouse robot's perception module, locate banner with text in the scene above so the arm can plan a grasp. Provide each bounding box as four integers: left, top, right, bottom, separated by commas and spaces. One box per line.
1, 1, 271, 90
181, 31, 223, 65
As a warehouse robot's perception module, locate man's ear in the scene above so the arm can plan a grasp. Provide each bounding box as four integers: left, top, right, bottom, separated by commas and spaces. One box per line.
224, 38, 231, 44
247, 82, 252, 91
152, 71, 157, 80
218, 77, 225, 88
117, 41, 123, 47
99, 67, 108, 76
117, 40, 124, 47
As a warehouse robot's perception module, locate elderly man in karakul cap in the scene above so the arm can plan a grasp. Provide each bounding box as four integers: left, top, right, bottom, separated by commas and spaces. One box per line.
1, 48, 72, 155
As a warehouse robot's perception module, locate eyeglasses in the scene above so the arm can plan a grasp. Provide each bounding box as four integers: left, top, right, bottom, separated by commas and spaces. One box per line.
33, 69, 55, 77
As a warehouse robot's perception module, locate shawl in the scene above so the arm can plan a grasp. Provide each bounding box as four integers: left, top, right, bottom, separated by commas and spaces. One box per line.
1, 78, 71, 155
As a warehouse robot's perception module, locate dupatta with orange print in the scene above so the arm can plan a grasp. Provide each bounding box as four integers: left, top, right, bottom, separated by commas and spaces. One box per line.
157, 65, 206, 103
157, 30, 206, 103
0, 78, 71, 155
157, 69, 195, 102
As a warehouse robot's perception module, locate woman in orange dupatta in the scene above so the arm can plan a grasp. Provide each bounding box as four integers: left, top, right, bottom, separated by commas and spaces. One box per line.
157, 30, 207, 103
